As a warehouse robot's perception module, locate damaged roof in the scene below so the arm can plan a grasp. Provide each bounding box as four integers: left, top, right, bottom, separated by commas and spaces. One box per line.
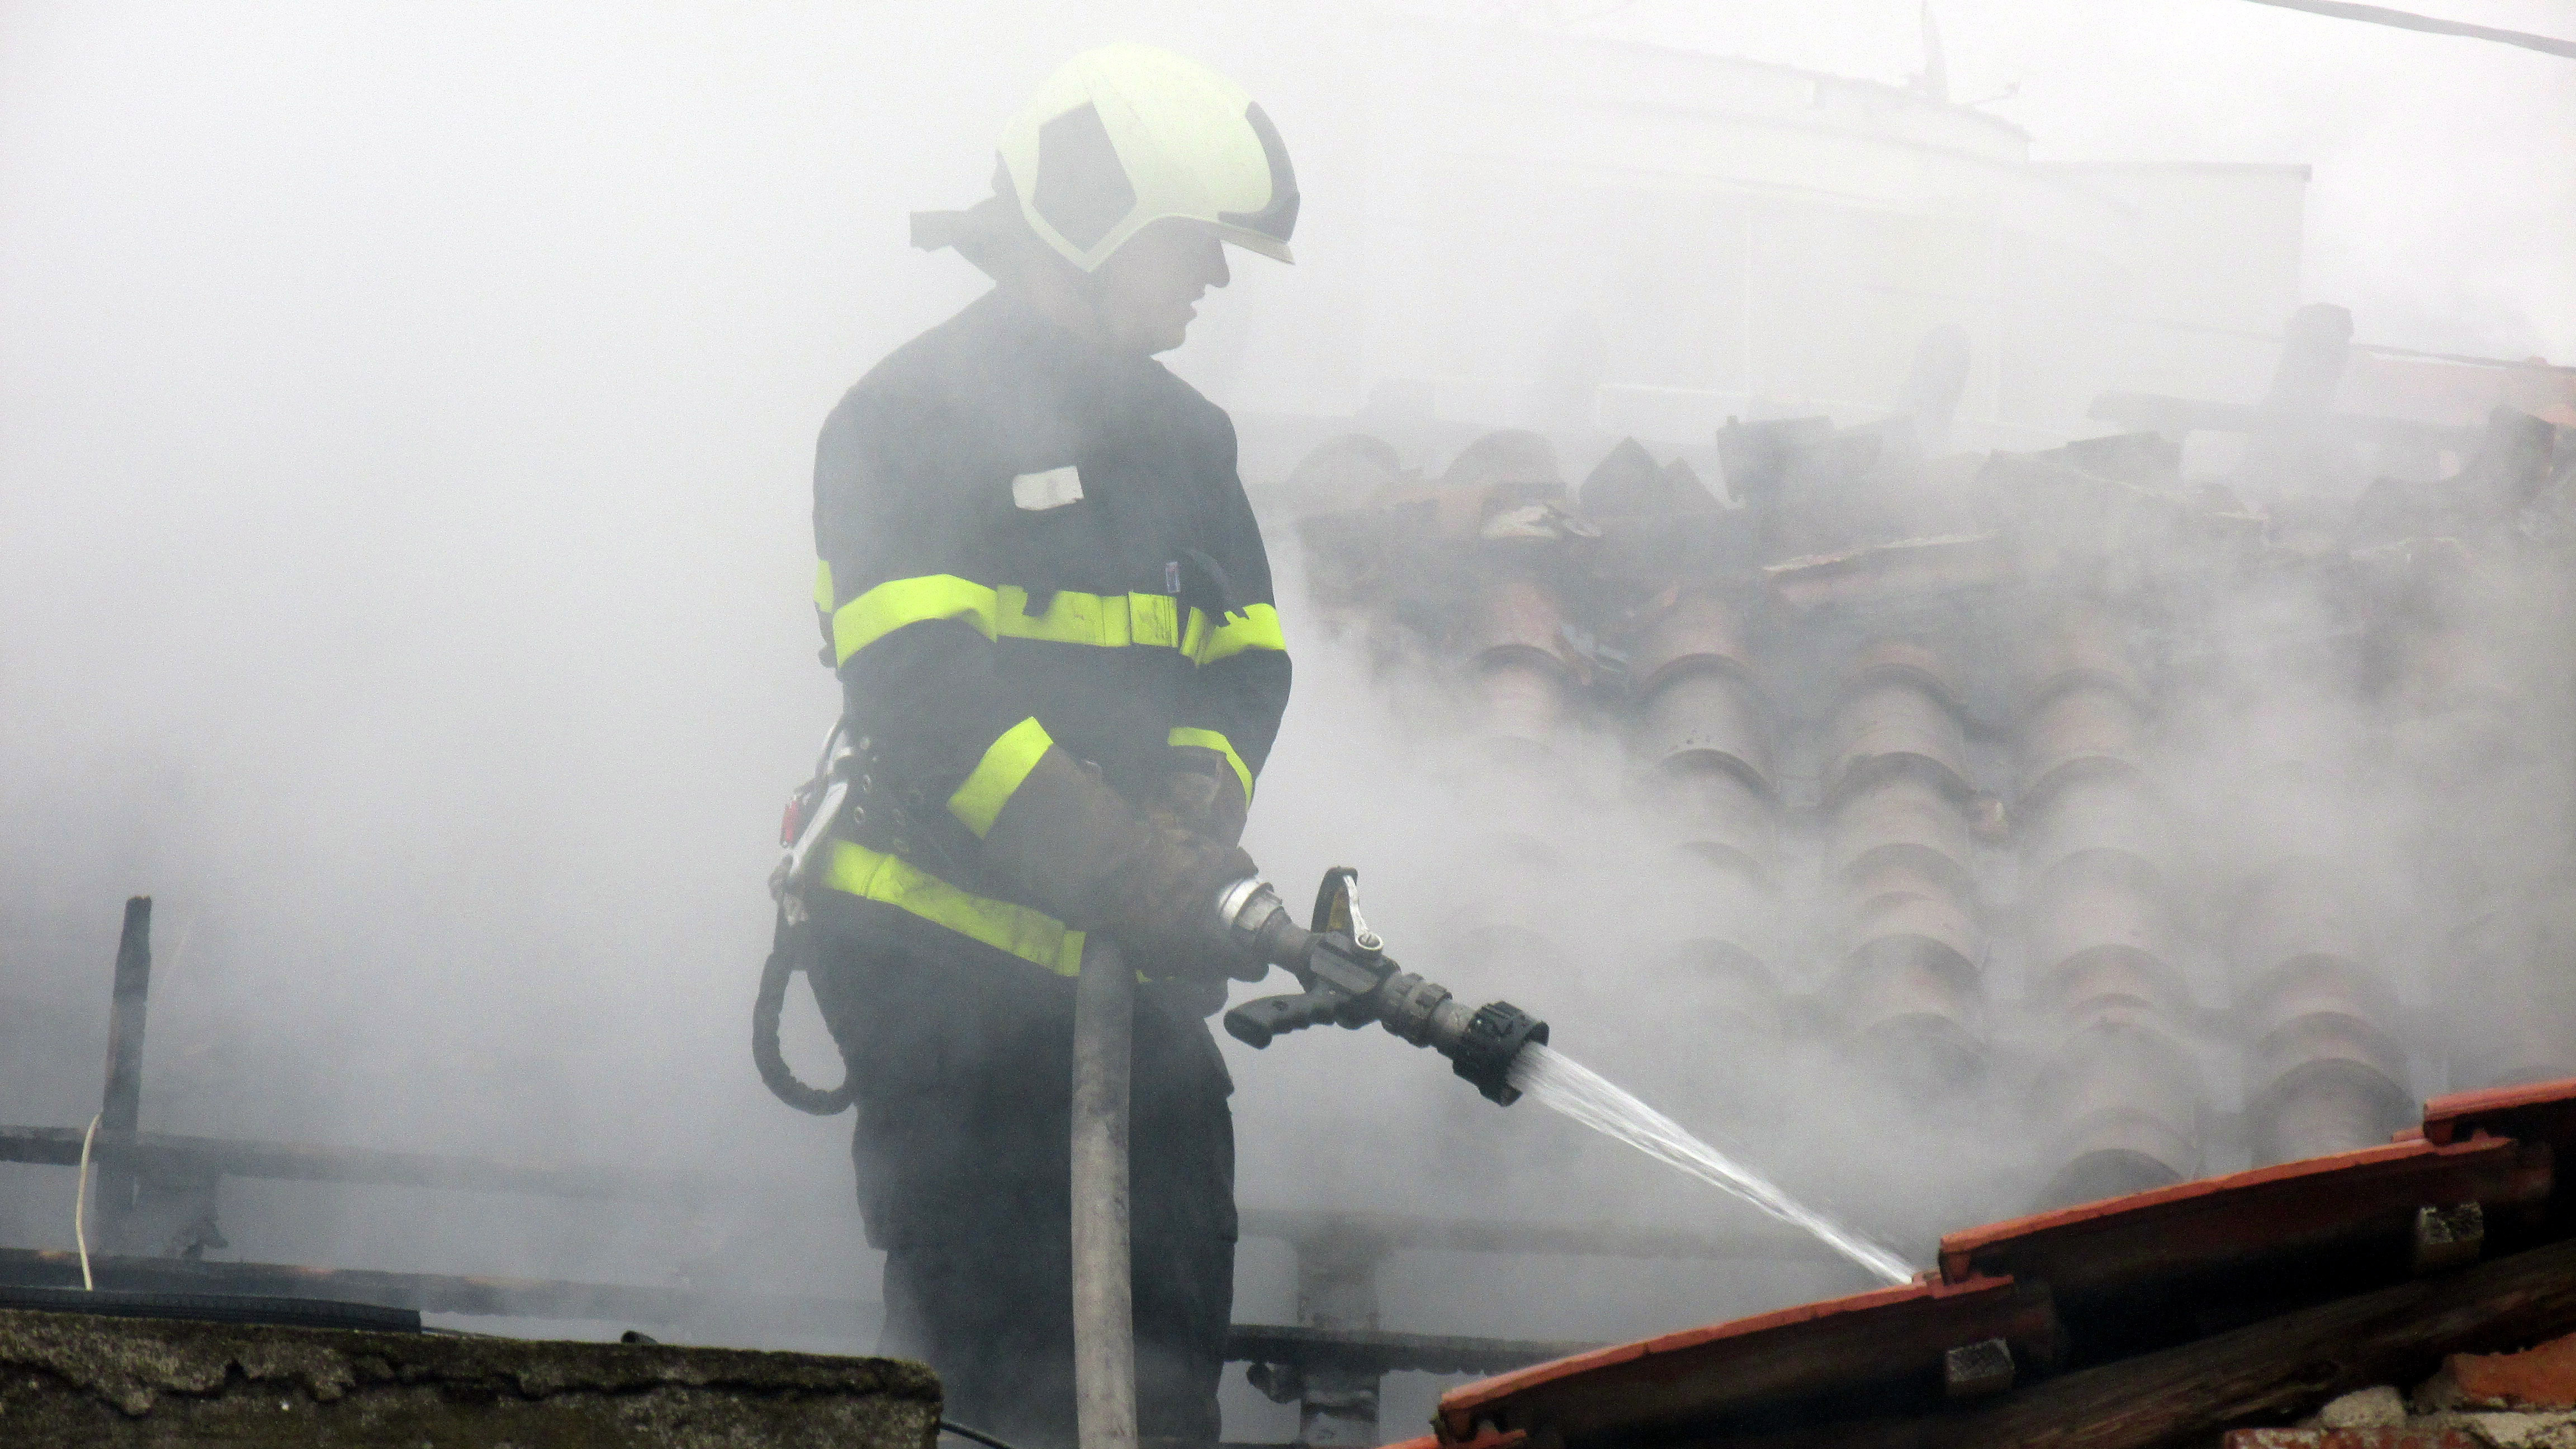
1398, 1076, 2576, 1449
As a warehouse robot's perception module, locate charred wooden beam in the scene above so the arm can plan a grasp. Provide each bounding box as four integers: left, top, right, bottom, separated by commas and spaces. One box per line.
99, 898, 152, 1138
92, 898, 153, 1249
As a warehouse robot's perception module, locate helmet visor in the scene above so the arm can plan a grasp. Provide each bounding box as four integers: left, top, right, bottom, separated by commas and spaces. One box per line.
1214, 102, 1298, 258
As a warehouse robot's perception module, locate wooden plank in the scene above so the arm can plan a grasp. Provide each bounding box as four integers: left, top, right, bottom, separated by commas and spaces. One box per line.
0, 1129, 1826, 1266
2085, 393, 2472, 449
1236, 1208, 1844, 1265
0, 1247, 861, 1332
1225, 1324, 1598, 1377
0, 1124, 713, 1204
92, 898, 154, 1245
1736, 1237, 2576, 1449
0, 1248, 1574, 1379
98, 898, 153, 1137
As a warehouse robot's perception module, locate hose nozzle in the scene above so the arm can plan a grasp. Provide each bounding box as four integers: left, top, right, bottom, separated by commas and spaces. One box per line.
1218, 872, 1549, 1107
1374, 970, 1549, 1105
1217, 877, 1313, 968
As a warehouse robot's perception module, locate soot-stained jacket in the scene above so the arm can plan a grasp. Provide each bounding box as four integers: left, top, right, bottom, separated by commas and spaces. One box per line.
809, 288, 1291, 978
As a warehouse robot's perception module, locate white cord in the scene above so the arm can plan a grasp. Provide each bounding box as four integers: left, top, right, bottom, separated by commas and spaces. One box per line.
74, 1112, 100, 1291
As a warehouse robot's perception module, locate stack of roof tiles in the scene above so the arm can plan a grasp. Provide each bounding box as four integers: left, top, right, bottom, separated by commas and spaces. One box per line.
1285, 378, 2574, 1219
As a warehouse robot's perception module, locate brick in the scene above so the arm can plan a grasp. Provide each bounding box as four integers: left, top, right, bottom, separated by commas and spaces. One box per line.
2321, 1386, 2408, 1428
2428, 1413, 2576, 1449
2442, 1330, 2576, 1410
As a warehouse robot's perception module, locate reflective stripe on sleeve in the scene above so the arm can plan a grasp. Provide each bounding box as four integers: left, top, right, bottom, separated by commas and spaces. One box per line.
946, 717, 1054, 837
830, 577, 1277, 667
819, 839, 1085, 977
1168, 727, 1253, 804
813, 558, 835, 612
832, 575, 1002, 664
1196, 604, 1286, 665
995, 588, 1181, 649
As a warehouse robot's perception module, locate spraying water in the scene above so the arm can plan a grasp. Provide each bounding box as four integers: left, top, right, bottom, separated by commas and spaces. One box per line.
1508, 1043, 1918, 1286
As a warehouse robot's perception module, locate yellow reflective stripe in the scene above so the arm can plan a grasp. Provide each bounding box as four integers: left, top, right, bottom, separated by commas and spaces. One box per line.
947, 717, 1053, 837
829, 579, 1275, 665
995, 588, 1183, 649
1199, 604, 1286, 665
1169, 727, 1253, 804
820, 839, 1085, 977
832, 575, 1000, 665
995, 588, 1124, 646
1131, 593, 1178, 649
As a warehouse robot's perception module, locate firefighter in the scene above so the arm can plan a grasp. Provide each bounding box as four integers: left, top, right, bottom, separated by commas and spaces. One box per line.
802, 45, 1297, 1449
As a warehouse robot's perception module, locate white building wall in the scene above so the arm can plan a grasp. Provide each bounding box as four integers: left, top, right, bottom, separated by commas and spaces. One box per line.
1201, 17, 2305, 456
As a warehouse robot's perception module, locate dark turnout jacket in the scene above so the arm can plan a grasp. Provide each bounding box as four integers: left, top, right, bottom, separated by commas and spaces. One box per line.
810, 288, 1291, 978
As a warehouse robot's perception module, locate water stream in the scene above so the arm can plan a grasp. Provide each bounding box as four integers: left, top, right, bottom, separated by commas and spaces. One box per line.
1507, 1042, 1919, 1286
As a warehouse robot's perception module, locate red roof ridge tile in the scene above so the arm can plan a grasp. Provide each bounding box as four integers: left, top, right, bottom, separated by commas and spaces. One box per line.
2423, 1076, 2576, 1147
1936, 1134, 2534, 1284
1438, 1272, 2012, 1428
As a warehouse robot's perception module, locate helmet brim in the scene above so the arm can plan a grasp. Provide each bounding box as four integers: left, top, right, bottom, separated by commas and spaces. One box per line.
1214, 225, 1294, 265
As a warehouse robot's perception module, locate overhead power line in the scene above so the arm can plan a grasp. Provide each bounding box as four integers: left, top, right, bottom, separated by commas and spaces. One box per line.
2241, 0, 2576, 60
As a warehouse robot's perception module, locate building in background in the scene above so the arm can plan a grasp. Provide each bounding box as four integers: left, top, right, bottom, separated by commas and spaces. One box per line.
1224, 16, 2309, 455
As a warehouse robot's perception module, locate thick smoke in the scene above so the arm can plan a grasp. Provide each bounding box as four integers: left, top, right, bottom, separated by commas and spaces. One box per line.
2, 2, 2569, 1442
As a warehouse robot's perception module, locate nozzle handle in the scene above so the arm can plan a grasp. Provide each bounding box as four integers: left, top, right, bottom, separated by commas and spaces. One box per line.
1223, 988, 1346, 1049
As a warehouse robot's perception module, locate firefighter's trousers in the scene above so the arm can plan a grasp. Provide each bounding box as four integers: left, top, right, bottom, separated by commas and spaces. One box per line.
808, 894, 1237, 1449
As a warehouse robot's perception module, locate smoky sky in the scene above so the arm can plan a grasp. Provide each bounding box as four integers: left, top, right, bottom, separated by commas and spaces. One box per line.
2, 2, 2570, 1437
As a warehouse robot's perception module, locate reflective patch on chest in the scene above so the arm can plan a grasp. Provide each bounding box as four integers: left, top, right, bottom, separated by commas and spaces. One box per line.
1011, 466, 1085, 511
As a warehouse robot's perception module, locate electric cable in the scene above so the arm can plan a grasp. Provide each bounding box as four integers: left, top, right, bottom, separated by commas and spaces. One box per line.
2240, 0, 2576, 60
939, 1419, 1025, 1449
73, 1112, 100, 1290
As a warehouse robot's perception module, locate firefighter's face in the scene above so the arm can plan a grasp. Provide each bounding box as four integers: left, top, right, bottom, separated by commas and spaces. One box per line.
1089, 219, 1230, 356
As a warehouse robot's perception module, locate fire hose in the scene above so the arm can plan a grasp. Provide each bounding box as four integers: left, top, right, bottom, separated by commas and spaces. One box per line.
1069, 866, 1549, 1449
761, 728, 1552, 1449
1071, 935, 1137, 1449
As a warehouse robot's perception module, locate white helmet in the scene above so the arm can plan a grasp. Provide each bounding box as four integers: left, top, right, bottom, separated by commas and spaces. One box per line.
996, 45, 1298, 272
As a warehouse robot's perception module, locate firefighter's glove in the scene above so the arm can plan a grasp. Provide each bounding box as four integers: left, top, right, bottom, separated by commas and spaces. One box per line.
1149, 746, 1249, 846
982, 748, 1263, 984
1101, 822, 1263, 983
